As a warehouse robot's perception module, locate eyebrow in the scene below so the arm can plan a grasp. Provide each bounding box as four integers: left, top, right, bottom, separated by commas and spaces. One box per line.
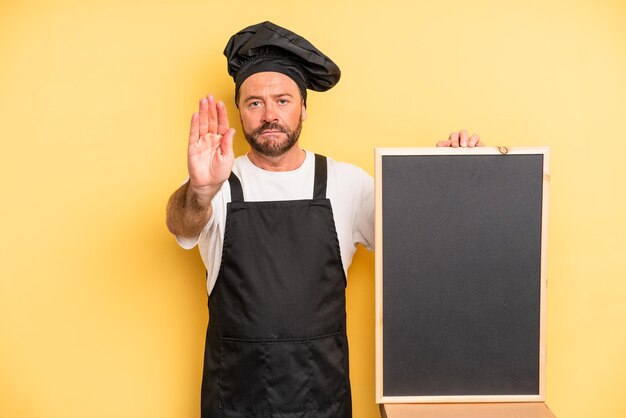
243, 93, 295, 102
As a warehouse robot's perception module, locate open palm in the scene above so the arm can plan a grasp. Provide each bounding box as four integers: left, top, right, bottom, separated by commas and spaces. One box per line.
187, 95, 235, 191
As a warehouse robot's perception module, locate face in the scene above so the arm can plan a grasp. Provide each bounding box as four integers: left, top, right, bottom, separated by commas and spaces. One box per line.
237, 72, 307, 158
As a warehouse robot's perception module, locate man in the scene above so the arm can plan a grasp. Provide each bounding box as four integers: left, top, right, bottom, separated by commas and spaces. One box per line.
166, 21, 481, 418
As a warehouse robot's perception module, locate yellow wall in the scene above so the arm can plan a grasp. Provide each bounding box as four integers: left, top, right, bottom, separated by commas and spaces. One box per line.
1, 1, 625, 417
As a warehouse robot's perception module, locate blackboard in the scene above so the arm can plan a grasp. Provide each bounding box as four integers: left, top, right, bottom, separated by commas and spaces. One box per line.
375, 147, 550, 403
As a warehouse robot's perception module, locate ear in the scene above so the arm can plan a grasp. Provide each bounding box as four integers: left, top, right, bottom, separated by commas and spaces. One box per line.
301, 101, 307, 121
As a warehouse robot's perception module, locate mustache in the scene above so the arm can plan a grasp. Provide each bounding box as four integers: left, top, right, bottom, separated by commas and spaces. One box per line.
251, 122, 289, 136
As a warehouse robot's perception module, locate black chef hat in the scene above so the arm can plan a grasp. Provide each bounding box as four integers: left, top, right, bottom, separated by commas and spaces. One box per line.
224, 21, 341, 105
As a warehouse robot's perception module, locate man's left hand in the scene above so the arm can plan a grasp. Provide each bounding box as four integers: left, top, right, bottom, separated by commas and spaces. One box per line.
436, 130, 483, 147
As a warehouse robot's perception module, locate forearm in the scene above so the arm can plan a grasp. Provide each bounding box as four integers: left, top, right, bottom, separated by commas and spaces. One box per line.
166, 181, 219, 238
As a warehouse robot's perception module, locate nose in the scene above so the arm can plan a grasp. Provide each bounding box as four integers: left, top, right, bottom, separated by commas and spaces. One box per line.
262, 103, 278, 123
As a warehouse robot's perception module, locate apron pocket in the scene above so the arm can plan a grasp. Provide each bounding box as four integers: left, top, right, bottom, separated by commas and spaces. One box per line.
308, 331, 347, 406
219, 332, 346, 414
219, 338, 268, 413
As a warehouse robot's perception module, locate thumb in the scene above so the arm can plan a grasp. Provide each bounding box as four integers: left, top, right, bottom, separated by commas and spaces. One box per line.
220, 128, 235, 156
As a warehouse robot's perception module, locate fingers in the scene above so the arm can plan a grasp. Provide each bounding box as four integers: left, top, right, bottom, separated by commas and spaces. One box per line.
189, 112, 199, 146
198, 95, 230, 137
207, 95, 218, 134
216, 100, 230, 134
459, 130, 469, 147
440, 130, 482, 148
199, 94, 218, 136
449, 131, 460, 148
199, 97, 209, 136
220, 128, 236, 157
198, 97, 210, 140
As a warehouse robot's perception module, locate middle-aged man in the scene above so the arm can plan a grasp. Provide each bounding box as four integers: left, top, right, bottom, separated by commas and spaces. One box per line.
166, 21, 482, 418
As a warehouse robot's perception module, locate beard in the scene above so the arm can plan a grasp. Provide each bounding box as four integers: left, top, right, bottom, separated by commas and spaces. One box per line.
243, 117, 303, 158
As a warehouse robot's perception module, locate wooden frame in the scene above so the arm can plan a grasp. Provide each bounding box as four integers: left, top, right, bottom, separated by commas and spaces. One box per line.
375, 147, 551, 404
380, 402, 556, 418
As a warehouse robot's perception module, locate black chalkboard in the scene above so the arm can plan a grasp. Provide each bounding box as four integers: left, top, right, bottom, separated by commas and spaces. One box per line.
376, 149, 548, 401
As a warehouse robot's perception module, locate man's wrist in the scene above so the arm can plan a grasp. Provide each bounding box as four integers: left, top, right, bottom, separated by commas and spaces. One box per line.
187, 182, 221, 210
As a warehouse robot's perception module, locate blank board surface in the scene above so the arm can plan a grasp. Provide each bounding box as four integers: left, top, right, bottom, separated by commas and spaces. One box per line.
376, 148, 549, 402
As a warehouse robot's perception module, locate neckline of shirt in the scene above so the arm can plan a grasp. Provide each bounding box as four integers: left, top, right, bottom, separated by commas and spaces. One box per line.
240, 150, 314, 179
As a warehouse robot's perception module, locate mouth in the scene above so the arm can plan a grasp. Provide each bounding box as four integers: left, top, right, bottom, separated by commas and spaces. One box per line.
251, 123, 288, 139
260, 130, 283, 135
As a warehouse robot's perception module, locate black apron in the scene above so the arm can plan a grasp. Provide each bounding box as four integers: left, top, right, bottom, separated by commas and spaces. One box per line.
201, 154, 352, 418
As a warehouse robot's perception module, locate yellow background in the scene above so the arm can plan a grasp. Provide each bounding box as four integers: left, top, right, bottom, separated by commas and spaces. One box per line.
1, 0, 625, 417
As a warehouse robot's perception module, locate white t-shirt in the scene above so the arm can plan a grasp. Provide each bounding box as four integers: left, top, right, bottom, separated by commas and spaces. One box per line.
177, 150, 375, 294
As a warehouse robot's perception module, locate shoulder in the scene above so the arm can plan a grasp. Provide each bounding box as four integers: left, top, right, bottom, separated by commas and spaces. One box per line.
325, 156, 373, 194
323, 155, 373, 206
326, 156, 372, 181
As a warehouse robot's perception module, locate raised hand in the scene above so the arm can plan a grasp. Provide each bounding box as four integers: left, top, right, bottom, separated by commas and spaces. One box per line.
166, 95, 236, 237
188, 95, 236, 193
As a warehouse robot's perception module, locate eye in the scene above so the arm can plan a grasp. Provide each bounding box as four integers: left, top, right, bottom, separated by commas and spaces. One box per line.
248, 100, 262, 108
277, 98, 289, 105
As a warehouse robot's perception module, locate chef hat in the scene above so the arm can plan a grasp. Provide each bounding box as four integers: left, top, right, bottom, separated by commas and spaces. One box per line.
224, 21, 341, 105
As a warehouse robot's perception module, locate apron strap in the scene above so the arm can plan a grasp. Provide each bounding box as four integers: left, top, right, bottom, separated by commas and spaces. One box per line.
228, 172, 244, 202
313, 154, 327, 199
